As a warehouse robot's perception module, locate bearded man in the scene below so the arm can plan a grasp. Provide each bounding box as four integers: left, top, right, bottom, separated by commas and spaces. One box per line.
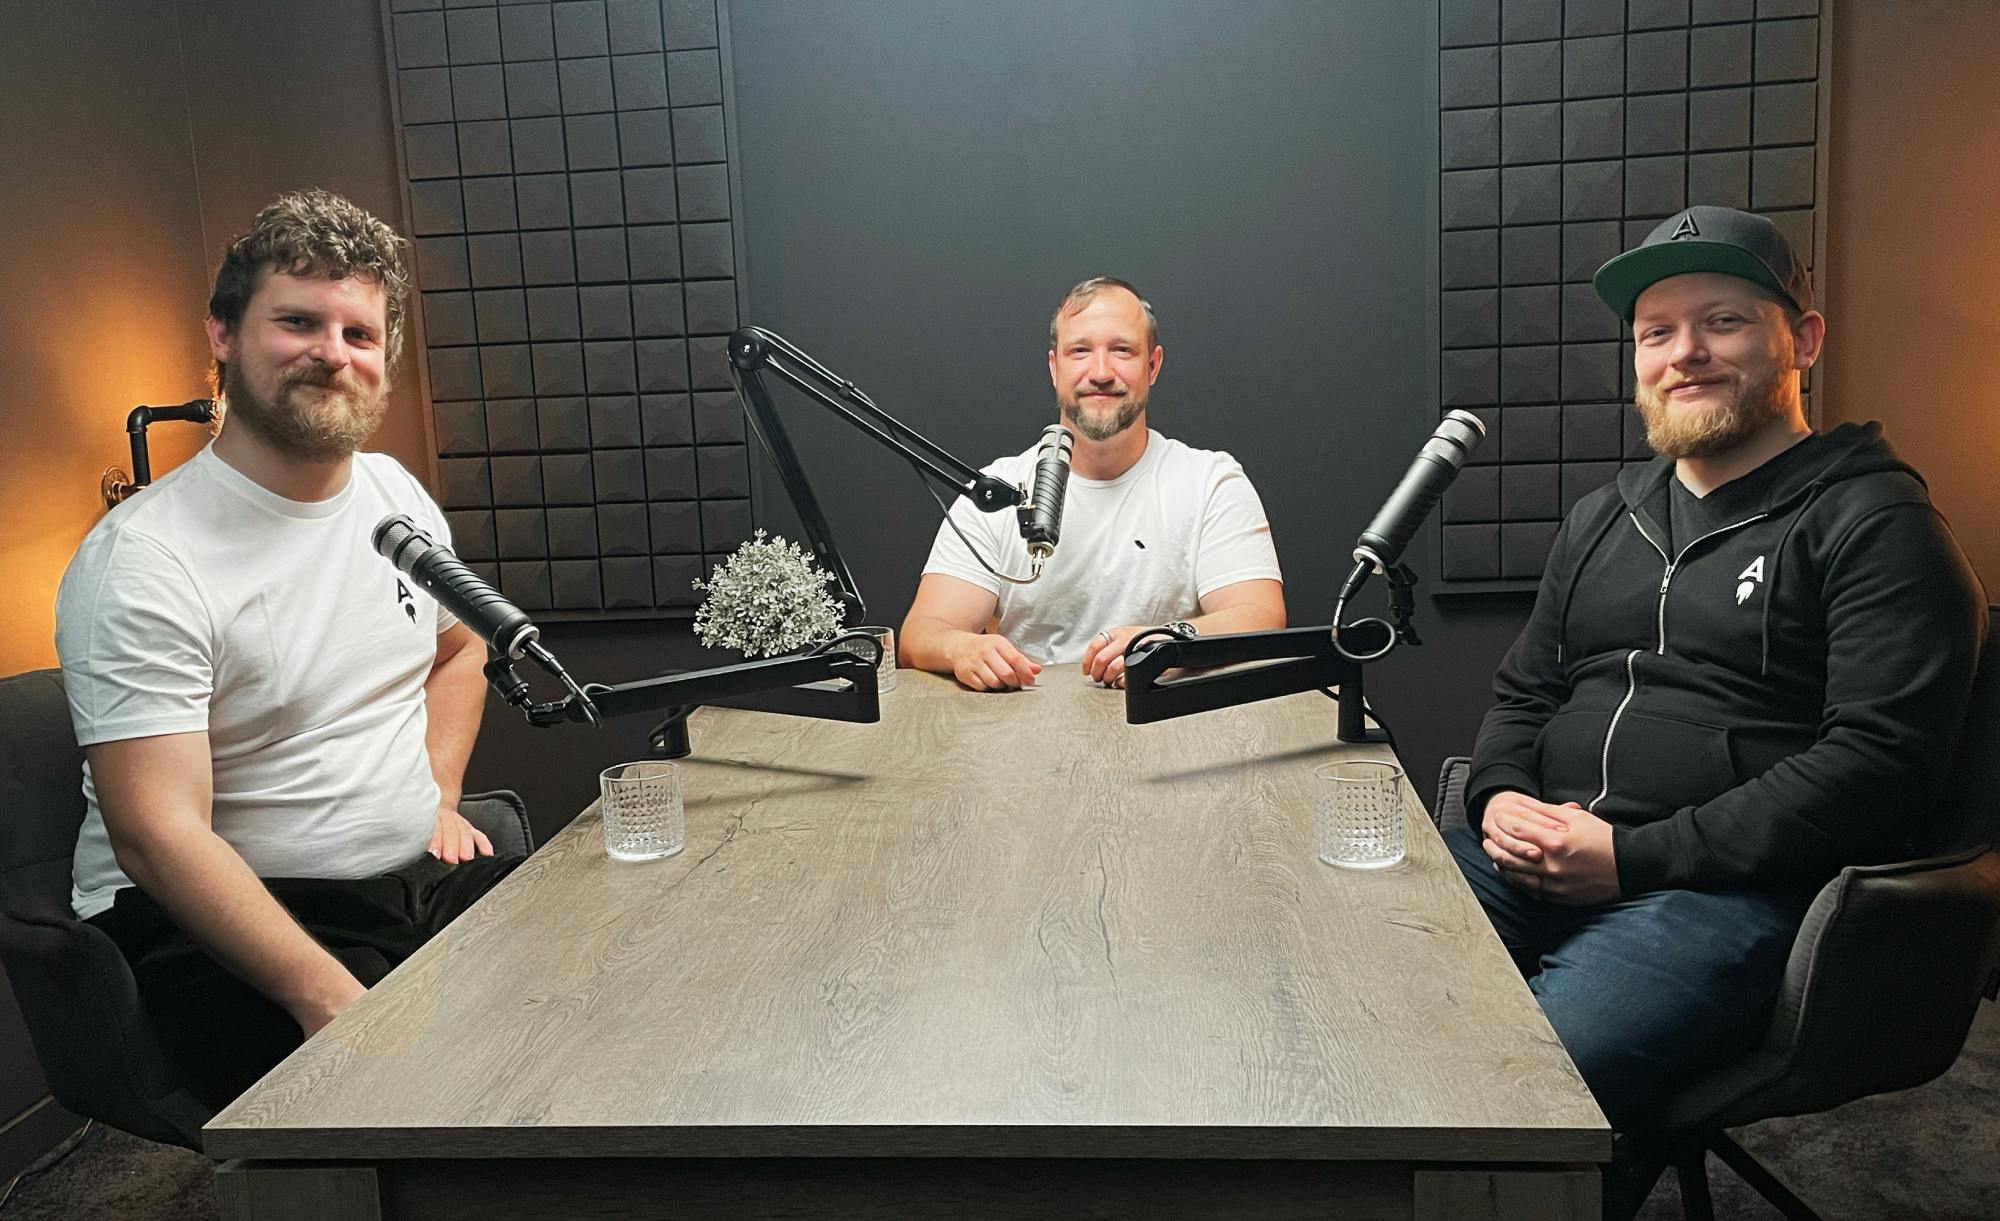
1447, 206, 1986, 1216
54, 190, 521, 1107
900, 277, 1285, 690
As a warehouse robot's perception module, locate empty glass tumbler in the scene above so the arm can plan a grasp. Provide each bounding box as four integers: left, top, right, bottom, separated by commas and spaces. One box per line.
599, 761, 685, 862
1313, 760, 1406, 870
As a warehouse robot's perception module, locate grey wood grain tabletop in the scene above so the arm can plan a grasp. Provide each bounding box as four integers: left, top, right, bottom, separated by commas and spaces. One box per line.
207, 668, 1607, 1163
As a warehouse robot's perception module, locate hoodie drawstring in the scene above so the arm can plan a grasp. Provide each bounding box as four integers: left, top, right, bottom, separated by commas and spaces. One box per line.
1557, 510, 1624, 664
1760, 486, 1822, 676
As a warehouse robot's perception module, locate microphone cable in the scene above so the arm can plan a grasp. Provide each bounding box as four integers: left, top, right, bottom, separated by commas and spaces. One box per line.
916, 462, 1043, 586
1331, 560, 1399, 665
808, 628, 886, 668
1120, 625, 1184, 657
523, 639, 602, 727
1316, 687, 1399, 752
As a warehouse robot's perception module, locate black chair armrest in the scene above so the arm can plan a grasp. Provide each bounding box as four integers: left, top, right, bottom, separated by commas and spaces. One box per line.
0, 913, 212, 1149
1434, 757, 1472, 833
457, 789, 533, 857
1662, 846, 2000, 1130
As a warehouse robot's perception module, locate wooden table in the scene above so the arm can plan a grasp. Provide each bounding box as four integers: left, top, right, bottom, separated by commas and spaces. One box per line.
208, 669, 1608, 1220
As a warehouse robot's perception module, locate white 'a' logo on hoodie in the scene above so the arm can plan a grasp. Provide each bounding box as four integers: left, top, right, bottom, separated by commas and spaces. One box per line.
1736, 555, 1766, 605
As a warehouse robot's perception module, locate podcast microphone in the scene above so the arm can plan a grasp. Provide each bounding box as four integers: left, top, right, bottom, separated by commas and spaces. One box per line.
1020, 424, 1074, 578
1342, 410, 1487, 601
373, 514, 540, 660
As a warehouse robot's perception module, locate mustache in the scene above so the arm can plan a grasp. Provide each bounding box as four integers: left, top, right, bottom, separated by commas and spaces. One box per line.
280, 364, 357, 393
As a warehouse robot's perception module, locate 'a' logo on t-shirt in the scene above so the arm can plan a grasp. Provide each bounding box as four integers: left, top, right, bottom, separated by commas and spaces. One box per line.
395, 578, 416, 623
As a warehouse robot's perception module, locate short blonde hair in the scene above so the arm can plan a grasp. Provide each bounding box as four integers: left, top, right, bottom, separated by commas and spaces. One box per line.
1048, 276, 1158, 348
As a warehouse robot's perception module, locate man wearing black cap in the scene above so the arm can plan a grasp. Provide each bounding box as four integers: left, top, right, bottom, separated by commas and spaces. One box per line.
1448, 206, 1986, 1207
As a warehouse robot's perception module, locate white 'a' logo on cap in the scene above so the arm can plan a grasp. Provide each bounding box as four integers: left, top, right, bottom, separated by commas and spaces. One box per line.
1670, 212, 1701, 241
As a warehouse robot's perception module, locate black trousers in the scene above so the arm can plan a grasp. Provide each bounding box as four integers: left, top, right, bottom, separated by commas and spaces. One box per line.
88, 851, 523, 1111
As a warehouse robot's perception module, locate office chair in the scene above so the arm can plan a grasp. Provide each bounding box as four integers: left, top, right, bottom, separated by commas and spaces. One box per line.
1431, 604, 2000, 1221
0, 667, 532, 1151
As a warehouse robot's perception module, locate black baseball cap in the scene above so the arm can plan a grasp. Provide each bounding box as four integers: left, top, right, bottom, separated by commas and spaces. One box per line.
1593, 206, 1813, 323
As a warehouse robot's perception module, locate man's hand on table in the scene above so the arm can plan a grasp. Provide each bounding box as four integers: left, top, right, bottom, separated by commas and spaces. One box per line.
1482, 791, 1622, 906
430, 804, 495, 865
1080, 625, 1151, 688
949, 634, 1042, 691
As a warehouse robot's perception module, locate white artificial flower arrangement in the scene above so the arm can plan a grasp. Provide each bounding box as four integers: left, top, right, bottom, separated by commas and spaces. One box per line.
692, 529, 843, 657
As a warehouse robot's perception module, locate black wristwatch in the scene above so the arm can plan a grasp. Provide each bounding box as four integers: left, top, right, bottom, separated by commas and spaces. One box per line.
1163, 620, 1199, 641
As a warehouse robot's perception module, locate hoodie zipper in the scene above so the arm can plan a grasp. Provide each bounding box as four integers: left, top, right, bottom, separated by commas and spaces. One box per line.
1587, 510, 1769, 812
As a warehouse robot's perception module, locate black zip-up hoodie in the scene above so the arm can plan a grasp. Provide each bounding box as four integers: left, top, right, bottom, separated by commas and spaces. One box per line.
1467, 422, 1986, 896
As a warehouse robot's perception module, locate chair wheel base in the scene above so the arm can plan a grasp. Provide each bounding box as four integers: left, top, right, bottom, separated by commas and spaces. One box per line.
1674, 1130, 1824, 1221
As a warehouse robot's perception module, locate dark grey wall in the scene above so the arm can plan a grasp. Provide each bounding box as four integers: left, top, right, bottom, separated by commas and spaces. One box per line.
723, 0, 1531, 792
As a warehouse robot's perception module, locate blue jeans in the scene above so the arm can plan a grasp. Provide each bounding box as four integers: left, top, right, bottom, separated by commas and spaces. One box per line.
1446, 822, 1811, 1131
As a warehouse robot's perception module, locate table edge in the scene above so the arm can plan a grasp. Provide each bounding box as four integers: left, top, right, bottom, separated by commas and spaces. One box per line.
202, 1120, 1612, 1164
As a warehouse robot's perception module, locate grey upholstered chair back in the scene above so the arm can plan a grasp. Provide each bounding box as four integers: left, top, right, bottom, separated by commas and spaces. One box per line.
1433, 754, 1471, 835
0, 667, 212, 1147
0, 670, 90, 918
1926, 604, 2000, 855
1662, 604, 2000, 1131
0, 666, 533, 1151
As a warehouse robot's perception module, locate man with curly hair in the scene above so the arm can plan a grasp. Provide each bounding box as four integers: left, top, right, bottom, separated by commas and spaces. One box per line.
54, 189, 520, 1107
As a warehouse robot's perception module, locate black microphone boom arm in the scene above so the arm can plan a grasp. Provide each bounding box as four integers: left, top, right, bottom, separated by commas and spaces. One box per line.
1121, 624, 1390, 743
457, 606, 882, 753
485, 643, 881, 759
728, 326, 1025, 624
521, 652, 878, 727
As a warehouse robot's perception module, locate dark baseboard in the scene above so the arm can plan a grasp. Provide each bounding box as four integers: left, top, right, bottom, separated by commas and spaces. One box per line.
0, 1094, 85, 1184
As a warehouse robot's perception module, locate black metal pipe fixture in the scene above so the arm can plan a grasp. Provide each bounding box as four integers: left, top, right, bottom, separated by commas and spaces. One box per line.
101, 398, 219, 508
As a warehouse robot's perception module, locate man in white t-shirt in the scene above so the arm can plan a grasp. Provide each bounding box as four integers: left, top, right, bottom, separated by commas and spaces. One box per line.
53, 190, 518, 1107
901, 278, 1285, 690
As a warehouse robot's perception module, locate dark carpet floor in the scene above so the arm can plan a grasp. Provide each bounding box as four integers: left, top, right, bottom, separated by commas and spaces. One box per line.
3, 1004, 1994, 1219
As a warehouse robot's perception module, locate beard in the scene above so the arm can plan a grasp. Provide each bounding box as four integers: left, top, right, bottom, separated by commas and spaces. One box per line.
222, 359, 386, 461
1058, 385, 1147, 443
1634, 362, 1792, 460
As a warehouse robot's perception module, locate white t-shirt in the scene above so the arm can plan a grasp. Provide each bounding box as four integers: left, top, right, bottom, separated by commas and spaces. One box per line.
921, 430, 1283, 664
56, 443, 457, 919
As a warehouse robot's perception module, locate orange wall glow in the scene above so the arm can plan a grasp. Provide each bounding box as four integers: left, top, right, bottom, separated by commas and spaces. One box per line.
2, 1, 433, 680
1, 4, 214, 678
1825, 5, 2000, 592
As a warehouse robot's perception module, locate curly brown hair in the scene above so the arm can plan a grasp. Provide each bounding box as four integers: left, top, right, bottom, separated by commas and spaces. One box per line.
207, 189, 410, 384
